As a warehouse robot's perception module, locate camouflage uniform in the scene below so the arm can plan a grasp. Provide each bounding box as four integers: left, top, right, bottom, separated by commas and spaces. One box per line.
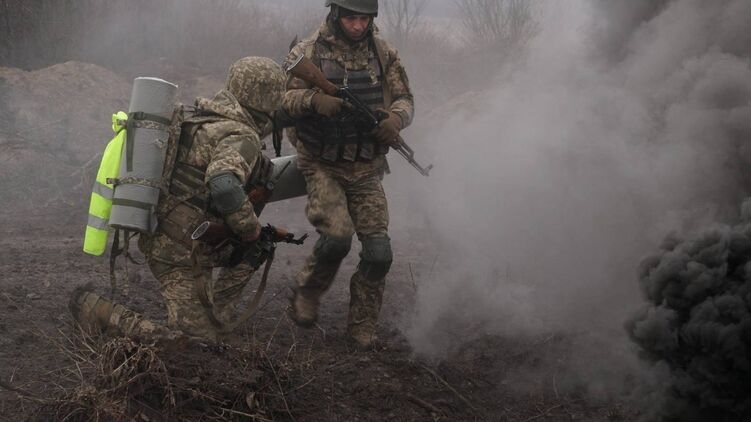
284, 13, 414, 345
137, 88, 267, 341
72, 57, 286, 342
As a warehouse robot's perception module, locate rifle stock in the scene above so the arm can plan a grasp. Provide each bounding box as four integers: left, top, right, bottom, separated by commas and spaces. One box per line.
287, 55, 433, 177
288, 56, 338, 96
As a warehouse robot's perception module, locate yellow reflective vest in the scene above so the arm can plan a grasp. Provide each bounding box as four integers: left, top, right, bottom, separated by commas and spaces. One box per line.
83, 111, 128, 256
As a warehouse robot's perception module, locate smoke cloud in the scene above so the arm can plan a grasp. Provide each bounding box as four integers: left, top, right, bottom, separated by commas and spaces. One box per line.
627, 202, 751, 420
395, 0, 751, 403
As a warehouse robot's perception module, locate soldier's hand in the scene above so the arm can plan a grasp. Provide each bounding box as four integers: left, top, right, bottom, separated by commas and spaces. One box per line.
374, 109, 402, 146
311, 93, 346, 117
237, 224, 261, 244
242, 238, 272, 269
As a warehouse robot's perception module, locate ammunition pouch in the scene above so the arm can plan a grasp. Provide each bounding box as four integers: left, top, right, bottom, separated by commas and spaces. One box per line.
159, 202, 205, 249
296, 114, 388, 162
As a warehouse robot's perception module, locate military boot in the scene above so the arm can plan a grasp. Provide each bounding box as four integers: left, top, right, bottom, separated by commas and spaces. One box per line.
70, 287, 177, 340
347, 271, 385, 348
347, 317, 378, 349
290, 246, 346, 328
289, 288, 321, 328
69, 287, 115, 335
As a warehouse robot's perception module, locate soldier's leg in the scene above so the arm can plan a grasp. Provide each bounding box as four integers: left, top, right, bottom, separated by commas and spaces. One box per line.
346, 174, 391, 347
69, 287, 179, 340
292, 166, 355, 327
150, 261, 220, 341
213, 262, 255, 324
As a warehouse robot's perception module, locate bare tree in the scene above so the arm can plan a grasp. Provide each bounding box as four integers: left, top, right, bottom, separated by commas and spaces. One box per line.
382, 0, 428, 48
454, 0, 539, 51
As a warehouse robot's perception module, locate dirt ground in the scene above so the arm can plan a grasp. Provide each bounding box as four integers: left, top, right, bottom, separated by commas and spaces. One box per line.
0, 203, 639, 421
0, 60, 639, 421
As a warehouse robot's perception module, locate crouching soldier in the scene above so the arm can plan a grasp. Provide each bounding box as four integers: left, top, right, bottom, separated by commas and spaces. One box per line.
71, 56, 288, 342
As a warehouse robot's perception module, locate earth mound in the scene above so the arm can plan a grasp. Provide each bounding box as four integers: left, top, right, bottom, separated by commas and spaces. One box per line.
0, 61, 130, 215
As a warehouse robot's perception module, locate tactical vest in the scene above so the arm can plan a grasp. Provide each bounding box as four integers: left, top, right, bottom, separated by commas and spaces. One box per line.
157, 117, 273, 248
295, 39, 388, 162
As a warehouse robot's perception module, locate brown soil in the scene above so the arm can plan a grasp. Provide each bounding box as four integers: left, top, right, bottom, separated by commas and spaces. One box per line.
0, 61, 639, 421
0, 208, 638, 421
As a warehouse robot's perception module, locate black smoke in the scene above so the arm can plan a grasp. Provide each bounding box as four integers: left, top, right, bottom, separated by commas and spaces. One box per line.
603, 1, 751, 418
627, 201, 751, 420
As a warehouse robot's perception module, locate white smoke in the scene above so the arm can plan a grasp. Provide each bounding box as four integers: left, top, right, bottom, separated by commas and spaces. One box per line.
393, 0, 751, 398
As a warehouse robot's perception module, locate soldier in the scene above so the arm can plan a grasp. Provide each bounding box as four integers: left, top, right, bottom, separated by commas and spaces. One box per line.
284, 0, 414, 347
71, 56, 288, 342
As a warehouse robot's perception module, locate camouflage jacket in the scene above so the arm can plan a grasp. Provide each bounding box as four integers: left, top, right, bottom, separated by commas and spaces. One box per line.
140, 89, 263, 266
283, 19, 414, 162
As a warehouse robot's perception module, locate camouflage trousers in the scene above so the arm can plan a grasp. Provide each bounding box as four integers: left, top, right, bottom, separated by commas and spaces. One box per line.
147, 259, 256, 341
296, 153, 392, 331
104, 259, 255, 342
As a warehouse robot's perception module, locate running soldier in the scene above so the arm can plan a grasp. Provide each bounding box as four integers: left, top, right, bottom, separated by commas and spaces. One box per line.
284, 0, 414, 347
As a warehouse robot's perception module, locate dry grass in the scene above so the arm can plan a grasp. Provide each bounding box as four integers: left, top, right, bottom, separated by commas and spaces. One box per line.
5, 327, 292, 421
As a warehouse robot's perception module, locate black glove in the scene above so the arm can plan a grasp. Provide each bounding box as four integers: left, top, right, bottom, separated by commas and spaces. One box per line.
225, 225, 266, 268
242, 238, 274, 269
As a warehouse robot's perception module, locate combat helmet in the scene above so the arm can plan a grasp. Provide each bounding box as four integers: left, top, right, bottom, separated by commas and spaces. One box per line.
226, 56, 286, 114
325, 0, 378, 16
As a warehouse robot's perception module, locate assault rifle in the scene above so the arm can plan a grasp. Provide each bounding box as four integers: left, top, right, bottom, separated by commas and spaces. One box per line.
191, 221, 308, 248
192, 221, 307, 268
284, 55, 433, 177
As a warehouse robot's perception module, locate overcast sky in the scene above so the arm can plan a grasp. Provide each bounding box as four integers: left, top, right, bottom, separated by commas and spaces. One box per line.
269, 0, 458, 18
422, 0, 456, 17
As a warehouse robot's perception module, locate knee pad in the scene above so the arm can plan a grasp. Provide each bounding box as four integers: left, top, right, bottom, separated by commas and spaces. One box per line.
313, 234, 353, 263
208, 172, 246, 214
359, 234, 393, 281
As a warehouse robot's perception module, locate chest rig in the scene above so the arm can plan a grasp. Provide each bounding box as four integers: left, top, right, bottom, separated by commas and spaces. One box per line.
157, 116, 273, 248
295, 38, 388, 162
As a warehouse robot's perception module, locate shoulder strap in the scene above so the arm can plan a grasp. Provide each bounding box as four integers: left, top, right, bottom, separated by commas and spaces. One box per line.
371, 35, 393, 106
307, 31, 326, 71
108, 229, 143, 298
307, 30, 322, 59
160, 104, 188, 196
178, 113, 223, 151
157, 112, 222, 218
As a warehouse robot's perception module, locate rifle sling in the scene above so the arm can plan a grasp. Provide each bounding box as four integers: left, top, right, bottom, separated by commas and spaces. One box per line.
190, 241, 272, 334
